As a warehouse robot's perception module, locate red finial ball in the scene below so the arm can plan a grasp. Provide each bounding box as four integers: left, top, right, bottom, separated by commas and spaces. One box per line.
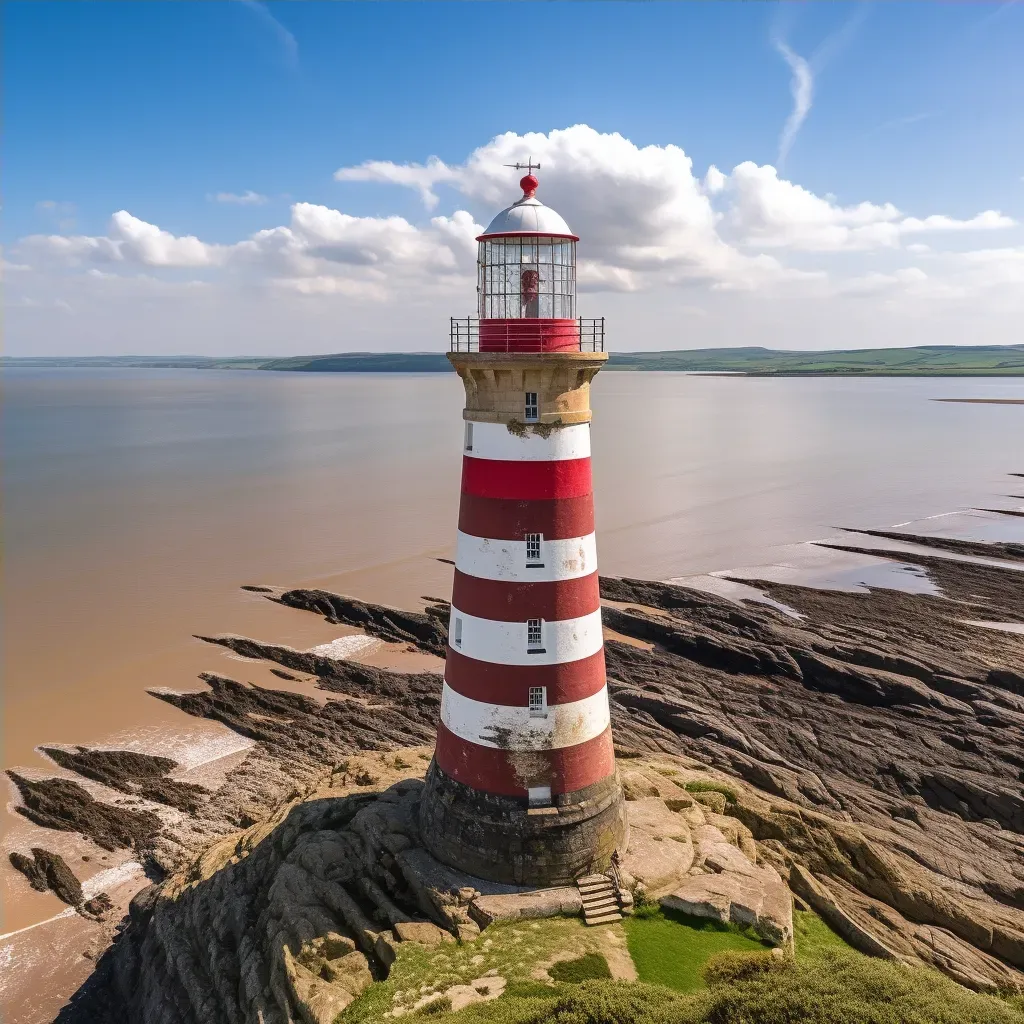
520, 174, 539, 198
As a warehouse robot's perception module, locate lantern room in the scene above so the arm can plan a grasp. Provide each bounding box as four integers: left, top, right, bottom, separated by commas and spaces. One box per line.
477, 174, 577, 323
452, 171, 602, 354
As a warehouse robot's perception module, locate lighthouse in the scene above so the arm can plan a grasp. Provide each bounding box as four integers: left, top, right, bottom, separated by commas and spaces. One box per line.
418, 166, 628, 886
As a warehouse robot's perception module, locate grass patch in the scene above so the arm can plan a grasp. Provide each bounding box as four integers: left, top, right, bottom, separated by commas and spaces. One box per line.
337, 917, 609, 1024
683, 780, 738, 803
416, 995, 452, 1015
549, 953, 612, 983
624, 906, 771, 992
794, 908, 859, 959
401, 956, 1024, 1024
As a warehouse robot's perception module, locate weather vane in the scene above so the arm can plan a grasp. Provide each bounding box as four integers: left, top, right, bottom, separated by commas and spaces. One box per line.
504, 158, 541, 174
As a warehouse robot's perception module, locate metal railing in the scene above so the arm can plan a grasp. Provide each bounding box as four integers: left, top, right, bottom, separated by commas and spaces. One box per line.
450, 317, 605, 354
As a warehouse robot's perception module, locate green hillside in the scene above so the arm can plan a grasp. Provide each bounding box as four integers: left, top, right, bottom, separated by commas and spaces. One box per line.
604, 344, 1024, 375
7, 344, 1023, 375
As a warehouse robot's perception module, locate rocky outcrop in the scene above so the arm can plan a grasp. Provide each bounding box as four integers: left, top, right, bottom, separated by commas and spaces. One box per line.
9, 848, 84, 907
7, 772, 162, 853
41, 747, 207, 814
662, 824, 793, 946
838, 528, 1024, 564
273, 588, 450, 657
9, 530, 1023, 1018
57, 779, 470, 1024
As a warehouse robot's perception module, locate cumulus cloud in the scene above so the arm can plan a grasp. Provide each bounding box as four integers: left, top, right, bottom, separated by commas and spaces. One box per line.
10, 124, 1024, 354
335, 157, 458, 210
333, 125, 803, 293
721, 162, 1014, 252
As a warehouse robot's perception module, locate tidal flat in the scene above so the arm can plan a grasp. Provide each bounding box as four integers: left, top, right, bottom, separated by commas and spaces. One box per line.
4, 368, 1024, 1021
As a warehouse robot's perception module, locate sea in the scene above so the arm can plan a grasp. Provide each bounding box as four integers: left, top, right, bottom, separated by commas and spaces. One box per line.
3, 366, 1023, 948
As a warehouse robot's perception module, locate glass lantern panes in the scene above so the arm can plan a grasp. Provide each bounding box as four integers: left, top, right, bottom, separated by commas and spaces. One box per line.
478, 236, 576, 319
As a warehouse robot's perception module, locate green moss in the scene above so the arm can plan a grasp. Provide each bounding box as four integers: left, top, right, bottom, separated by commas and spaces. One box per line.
624, 906, 772, 992
549, 953, 612, 983
417, 995, 452, 1015
683, 780, 739, 803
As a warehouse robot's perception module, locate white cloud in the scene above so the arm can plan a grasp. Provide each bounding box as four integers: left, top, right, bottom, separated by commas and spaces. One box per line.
770, 6, 870, 168
960, 246, 1024, 287
208, 190, 268, 206
335, 157, 457, 210
773, 40, 813, 169
900, 211, 1015, 233
703, 166, 727, 195
273, 275, 388, 299
238, 0, 298, 69
838, 267, 929, 296
722, 162, 1014, 252
9, 124, 1024, 355
109, 211, 224, 267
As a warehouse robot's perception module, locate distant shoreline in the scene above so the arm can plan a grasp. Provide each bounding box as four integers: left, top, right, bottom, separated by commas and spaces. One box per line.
934, 398, 1024, 404
5, 342, 1024, 377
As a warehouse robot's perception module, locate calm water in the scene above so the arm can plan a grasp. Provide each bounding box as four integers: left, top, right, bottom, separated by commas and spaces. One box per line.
3, 367, 1023, 932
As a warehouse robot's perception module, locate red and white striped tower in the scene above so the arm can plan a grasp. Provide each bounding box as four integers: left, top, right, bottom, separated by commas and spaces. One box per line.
419, 167, 628, 886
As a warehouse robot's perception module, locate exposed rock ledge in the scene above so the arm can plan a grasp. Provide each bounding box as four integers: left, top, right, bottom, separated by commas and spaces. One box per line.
3, 530, 1021, 1020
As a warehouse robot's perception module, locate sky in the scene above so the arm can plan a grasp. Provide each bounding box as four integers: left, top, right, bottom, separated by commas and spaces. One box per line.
5, 1, 1024, 356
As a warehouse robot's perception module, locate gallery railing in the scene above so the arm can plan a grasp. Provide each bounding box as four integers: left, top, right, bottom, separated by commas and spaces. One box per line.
450, 317, 605, 354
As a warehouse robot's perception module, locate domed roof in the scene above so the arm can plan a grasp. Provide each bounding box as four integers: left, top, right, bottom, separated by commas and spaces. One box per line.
477, 178, 578, 240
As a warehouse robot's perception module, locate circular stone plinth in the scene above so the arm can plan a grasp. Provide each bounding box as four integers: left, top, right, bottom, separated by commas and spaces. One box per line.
418, 760, 628, 887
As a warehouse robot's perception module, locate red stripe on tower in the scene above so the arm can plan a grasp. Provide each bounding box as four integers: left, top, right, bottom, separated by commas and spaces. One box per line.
461, 456, 593, 501
435, 722, 616, 798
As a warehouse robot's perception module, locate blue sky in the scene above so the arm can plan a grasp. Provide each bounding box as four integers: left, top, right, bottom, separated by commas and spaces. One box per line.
6, 1, 1024, 355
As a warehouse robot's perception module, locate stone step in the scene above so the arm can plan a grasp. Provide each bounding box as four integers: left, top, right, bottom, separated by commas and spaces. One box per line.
582, 894, 619, 910
578, 881, 615, 894
583, 910, 623, 926
577, 875, 610, 886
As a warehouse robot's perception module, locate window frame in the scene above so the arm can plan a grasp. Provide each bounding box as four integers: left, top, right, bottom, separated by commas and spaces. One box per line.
528, 685, 547, 718
525, 532, 543, 567
524, 392, 539, 422
526, 617, 544, 652
453, 616, 463, 648
477, 236, 577, 320
464, 421, 473, 451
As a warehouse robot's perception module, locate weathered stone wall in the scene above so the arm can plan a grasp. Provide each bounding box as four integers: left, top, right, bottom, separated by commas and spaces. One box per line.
447, 351, 605, 426
418, 760, 628, 887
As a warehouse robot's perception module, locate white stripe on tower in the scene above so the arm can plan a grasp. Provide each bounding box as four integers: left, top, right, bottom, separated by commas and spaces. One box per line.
465, 420, 590, 462
455, 531, 598, 583
447, 607, 603, 666
439, 682, 611, 750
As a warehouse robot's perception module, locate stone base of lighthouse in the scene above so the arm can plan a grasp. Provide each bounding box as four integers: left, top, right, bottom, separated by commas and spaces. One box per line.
419, 760, 628, 887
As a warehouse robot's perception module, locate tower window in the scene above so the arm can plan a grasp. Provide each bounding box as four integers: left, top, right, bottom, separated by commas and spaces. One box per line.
528, 686, 547, 717
527, 618, 544, 651
464, 422, 473, 451
524, 392, 539, 422
453, 617, 463, 647
525, 533, 543, 566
